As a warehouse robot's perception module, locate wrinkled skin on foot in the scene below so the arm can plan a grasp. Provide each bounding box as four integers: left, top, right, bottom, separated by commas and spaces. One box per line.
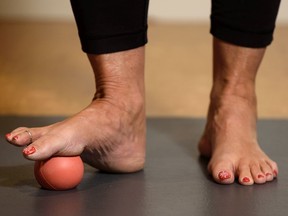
198, 95, 278, 185
198, 38, 278, 185
6, 47, 146, 174
6, 99, 146, 173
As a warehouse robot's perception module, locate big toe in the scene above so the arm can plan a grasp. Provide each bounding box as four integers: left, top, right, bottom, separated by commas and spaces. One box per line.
22, 133, 80, 161
209, 159, 235, 184
22, 137, 58, 160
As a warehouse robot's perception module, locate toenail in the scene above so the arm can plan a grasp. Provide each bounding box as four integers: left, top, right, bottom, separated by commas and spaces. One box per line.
5, 133, 11, 138
266, 173, 272, 177
273, 170, 278, 176
258, 174, 265, 179
218, 171, 231, 180
23, 146, 36, 155
243, 177, 250, 183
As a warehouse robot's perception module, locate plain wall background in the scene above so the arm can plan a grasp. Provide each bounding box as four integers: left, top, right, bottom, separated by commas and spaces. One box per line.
0, 0, 287, 23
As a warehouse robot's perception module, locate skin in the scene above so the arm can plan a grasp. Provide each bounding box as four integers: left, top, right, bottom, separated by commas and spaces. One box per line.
198, 38, 278, 185
6, 47, 146, 173
6, 38, 278, 185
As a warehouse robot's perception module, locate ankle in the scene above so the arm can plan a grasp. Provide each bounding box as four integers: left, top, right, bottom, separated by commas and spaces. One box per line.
93, 89, 145, 118
211, 79, 256, 105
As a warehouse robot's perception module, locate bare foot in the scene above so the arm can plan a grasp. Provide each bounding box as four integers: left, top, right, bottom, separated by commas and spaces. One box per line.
6, 47, 146, 173
198, 94, 278, 185
6, 98, 146, 173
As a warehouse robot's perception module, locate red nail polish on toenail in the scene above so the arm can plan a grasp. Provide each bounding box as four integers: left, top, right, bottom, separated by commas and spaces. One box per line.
243, 177, 250, 183
5, 133, 11, 138
258, 174, 264, 179
23, 146, 36, 155
273, 170, 278, 176
218, 171, 231, 180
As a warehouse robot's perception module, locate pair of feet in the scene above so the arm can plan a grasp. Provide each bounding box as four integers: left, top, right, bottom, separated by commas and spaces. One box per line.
6, 93, 278, 185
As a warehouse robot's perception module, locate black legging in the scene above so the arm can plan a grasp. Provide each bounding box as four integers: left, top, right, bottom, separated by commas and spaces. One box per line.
211, 0, 281, 48
70, 0, 149, 54
70, 0, 281, 54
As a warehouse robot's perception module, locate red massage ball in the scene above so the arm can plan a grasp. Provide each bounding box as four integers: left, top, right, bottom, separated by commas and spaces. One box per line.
34, 156, 84, 190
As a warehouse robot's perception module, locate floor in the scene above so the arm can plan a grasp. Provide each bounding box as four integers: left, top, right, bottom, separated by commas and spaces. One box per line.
0, 21, 288, 117
1, 116, 288, 216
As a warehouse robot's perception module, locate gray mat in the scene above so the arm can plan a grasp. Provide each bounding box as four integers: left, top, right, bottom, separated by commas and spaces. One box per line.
0, 116, 288, 216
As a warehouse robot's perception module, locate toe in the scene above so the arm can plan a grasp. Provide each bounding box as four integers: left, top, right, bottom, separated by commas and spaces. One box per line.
7, 127, 46, 146
267, 160, 278, 178
209, 160, 235, 184
254, 173, 266, 184
273, 168, 278, 178
260, 161, 275, 181
22, 133, 84, 161
250, 162, 266, 184
6, 127, 32, 146
237, 163, 254, 185
22, 134, 61, 160
9, 127, 28, 135
22, 138, 58, 160
15, 130, 33, 146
